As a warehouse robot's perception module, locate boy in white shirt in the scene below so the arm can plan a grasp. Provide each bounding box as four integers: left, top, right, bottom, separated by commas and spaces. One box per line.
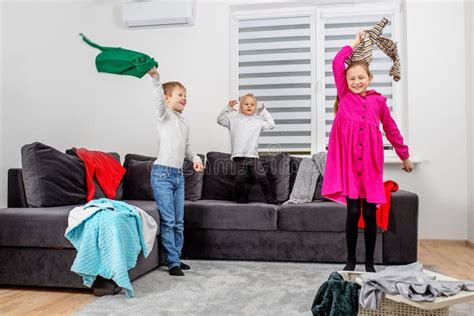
148, 67, 204, 276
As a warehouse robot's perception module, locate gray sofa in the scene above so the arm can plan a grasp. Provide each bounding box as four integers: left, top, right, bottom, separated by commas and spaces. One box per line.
0, 147, 419, 295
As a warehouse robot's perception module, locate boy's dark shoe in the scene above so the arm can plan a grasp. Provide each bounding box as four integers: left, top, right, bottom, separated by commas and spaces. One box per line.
169, 266, 185, 276
180, 262, 191, 270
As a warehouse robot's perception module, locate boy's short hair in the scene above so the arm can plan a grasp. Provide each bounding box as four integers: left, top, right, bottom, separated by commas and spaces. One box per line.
240, 93, 257, 104
162, 81, 186, 96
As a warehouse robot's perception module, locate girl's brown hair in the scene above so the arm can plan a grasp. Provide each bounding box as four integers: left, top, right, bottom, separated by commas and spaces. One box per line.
333, 61, 372, 113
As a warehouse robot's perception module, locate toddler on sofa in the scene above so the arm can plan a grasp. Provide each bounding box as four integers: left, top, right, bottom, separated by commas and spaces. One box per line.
217, 94, 279, 205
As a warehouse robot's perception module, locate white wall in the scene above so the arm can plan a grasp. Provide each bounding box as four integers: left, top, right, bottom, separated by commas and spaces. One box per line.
0, 2, 4, 207
379, 0, 469, 240
467, 0, 474, 243
0, 0, 231, 207
0, 1, 472, 240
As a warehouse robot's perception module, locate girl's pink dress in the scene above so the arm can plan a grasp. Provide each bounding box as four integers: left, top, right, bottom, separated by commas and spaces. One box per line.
322, 46, 409, 205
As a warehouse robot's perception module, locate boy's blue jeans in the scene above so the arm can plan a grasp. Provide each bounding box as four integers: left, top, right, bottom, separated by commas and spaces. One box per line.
150, 164, 185, 268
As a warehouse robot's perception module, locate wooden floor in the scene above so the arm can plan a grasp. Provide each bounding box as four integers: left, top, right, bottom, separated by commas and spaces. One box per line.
0, 240, 473, 315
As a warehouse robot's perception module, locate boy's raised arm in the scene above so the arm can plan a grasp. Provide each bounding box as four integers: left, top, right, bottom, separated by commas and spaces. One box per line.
148, 67, 167, 121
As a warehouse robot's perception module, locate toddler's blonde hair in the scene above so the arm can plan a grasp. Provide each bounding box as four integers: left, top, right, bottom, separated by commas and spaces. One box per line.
162, 81, 186, 97
240, 93, 257, 104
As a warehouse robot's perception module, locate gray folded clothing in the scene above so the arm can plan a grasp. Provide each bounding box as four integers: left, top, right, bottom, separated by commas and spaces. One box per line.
284, 152, 326, 205
359, 262, 474, 310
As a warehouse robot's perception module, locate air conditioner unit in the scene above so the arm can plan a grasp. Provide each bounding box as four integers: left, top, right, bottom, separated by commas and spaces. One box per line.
122, 0, 196, 27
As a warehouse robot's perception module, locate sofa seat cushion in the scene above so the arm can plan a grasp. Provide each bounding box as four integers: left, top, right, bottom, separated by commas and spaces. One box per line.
278, 201, 348, 232
0, 201, 160, 248
184, 200, 278, 231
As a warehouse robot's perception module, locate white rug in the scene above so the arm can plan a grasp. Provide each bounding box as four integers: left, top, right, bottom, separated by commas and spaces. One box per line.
75, 260, 474, 315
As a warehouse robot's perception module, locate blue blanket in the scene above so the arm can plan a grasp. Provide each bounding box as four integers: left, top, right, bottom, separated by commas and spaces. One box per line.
65, 198, 150, 297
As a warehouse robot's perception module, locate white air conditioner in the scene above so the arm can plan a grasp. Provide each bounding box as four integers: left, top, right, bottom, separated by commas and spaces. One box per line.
122, 0, 196, 27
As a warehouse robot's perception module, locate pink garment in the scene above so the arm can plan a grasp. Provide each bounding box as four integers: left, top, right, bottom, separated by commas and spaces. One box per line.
322, 46, 409, 205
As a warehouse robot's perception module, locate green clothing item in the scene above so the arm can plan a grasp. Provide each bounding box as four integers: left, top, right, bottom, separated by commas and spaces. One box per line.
80, 33, 158, 78
311, 272, 360, 316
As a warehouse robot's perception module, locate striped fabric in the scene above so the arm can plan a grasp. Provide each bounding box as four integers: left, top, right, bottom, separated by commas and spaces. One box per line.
346, 17, 401, 81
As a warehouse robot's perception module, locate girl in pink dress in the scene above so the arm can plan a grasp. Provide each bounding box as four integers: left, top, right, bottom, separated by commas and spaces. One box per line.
322, 32, 414, 272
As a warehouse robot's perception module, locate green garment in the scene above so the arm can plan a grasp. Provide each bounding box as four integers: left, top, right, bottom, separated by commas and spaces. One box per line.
80, 33, 158, 78
311, 272, 360, 316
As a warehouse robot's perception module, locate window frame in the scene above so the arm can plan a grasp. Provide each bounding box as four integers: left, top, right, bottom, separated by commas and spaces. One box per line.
230, 1, 406, 159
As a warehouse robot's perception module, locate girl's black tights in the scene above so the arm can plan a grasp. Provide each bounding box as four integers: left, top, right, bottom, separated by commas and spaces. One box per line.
344, 197, 377, 272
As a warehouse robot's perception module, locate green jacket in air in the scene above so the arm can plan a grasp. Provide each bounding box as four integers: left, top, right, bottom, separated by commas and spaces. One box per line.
80, 33, 158, 79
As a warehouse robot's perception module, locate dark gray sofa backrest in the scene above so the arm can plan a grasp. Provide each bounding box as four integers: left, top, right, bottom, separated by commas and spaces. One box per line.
7, 169, 28, 208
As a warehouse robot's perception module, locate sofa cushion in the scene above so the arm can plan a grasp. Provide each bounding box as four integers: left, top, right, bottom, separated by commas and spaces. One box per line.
202, 152, 291, 203
183, 159, 205, 201
278, 201, 347, 232
21, 142, 87, 207
123, 160, 154, 200
66, 148, 124, 200
184, 200, 278, 231
289, 156, 326, 201
0, 201, 160, 248
122, 153, 205, 201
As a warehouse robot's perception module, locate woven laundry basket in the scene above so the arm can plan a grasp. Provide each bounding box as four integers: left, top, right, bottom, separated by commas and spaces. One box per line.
341, 271, 451, 316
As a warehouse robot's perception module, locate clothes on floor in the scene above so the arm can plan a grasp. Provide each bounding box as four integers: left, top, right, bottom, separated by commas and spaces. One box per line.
322, 45, 409, 205
358, 180, 399, 231
79, 33, 158, 78
75, 148, 126, 202
311, 272, 360, 316
359, 262, 474, 310
284, 152, 327, 205
150, 164, 185, 268
345, 18, 401, 82
345, 197, 377, 269
65, 198, 157, 297
151, 75, 203, 169
217, 105, 275, 160
233, 157, 275, 203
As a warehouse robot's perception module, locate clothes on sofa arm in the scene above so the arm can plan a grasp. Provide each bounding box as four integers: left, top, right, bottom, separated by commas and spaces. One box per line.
359, 262, 474, 310
311, 272, 360, 316
284, 152, 327, 205
358, 180, 399, 231
65, 198, 158, 297
75, 148, 126, 202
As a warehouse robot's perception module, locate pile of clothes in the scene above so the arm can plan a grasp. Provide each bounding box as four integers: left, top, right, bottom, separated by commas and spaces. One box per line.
312, 262, 474, 315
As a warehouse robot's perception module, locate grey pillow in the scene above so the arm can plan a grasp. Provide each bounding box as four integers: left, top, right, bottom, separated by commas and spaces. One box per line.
123, 153, 204, 201
123, 159, 154, 200
21, 142, 87, 207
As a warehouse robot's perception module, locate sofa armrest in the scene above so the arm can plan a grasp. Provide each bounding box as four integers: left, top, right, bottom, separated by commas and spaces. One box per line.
8, 169, 28, 208
382, 189, 419, 264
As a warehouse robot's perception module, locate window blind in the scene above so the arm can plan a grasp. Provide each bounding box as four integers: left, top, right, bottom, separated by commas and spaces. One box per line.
238, 16, 313, 153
